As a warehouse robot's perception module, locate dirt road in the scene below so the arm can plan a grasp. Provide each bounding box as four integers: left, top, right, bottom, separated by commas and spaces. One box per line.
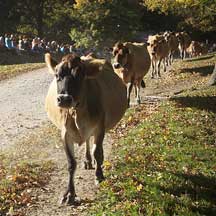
0, 68, 52, 150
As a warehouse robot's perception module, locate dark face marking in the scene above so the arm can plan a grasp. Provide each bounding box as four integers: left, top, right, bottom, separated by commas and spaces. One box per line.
55, 54, 85, 108
112, 44, 129, 69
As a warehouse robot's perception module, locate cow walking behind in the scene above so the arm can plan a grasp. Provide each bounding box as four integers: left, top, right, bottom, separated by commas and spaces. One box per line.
45, 53, 127, 204
163, 31, 179, 65
176, 32, 191, 59
112, 42, 151, 107
147, 35, 169, 78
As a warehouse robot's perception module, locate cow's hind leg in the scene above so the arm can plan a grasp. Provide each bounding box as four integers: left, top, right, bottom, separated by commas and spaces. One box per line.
84, 138, 93, 169
127, 82, 133, 107
157, 59, 161, 78
135, 81, 141, 105
93, 128, 105, 185
61, 130, 77, 205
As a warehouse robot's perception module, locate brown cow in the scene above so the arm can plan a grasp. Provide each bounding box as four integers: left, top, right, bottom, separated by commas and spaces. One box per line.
112, 42, 151, 106
186, 41, 208, 58
45, 53, 127, 204
147, 34, 169, 78
176, 32, 191, 59
163, 31, 179, 65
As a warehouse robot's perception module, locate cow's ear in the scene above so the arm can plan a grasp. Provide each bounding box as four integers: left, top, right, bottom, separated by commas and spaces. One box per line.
82, 61, 104, 79
45, 53, 58, 75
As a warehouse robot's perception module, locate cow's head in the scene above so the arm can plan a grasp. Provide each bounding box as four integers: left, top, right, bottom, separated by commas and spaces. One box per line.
112, 42, 130, 70
45, 53, 100, 109
147, 40, 160, 56
176, 32, 183, 44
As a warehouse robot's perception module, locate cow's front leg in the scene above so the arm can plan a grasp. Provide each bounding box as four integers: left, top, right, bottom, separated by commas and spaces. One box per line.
84, 138, 93, 169
61, 130, 77, 205
151, 60, 155, 78
163, 58, 167, 72
93, 128, 105, 185
157, 59, 161, 78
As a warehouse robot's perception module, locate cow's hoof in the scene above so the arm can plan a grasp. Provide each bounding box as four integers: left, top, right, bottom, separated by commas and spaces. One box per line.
60, 192, 75, 205
136, 99, 141, 105
84, 161, 94, 170
60, 193, 81, 206
95, 176, 105, 185
127, 102, 130, 108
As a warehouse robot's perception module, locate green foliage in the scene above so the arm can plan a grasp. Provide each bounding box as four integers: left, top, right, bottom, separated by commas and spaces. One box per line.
142, 0, 216, 32
69, 0, 141, 48
0, 0, 215, 47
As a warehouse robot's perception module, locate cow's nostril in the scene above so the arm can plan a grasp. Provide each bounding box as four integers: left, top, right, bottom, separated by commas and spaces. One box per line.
113, 63, 120, 69
57, 97, 62, 105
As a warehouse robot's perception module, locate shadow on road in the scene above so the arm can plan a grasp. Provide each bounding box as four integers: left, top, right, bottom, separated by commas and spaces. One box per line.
171, 95, 216, 113
180, 65, 214, 76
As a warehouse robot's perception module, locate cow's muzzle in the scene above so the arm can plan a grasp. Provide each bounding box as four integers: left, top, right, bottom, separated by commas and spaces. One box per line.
57, 94, 73, 108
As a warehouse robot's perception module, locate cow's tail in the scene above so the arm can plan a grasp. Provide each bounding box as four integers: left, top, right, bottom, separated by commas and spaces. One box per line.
141, 80, 145, 88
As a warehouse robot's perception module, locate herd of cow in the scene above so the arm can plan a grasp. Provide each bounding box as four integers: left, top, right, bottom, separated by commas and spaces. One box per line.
44, 31, 208, 205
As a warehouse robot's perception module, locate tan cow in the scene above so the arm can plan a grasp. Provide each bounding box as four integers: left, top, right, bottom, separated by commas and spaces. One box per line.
186, 41, 208, 57
163, 31, 179, 65
200, 43, 208, 55
176, 32, 191, 59
112, 42, 151, 106
147, 34, 169, 78
45, 53, 127, 204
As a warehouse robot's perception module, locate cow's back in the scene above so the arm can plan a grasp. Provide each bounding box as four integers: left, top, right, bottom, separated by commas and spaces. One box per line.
124, 42, 151, 78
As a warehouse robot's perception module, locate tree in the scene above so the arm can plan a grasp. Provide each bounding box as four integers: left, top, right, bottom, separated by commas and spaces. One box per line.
0, 0, 19, 34
142, 0, 216, 32
15, 0, 75, 38
69, 0, 142, 48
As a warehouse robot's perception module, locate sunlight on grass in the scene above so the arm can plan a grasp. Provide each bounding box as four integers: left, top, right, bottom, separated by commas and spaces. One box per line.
0, 63, 45, 81
89, 86, 216, 215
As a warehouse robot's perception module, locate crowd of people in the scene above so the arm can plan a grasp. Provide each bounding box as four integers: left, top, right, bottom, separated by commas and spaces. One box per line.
0, 34, 87, 55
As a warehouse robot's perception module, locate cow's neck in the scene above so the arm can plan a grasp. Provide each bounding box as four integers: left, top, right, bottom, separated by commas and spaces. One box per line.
124, 54, 132, 70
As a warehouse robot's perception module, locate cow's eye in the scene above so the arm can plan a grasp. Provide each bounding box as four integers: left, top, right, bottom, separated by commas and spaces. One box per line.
114, 51, 118, 56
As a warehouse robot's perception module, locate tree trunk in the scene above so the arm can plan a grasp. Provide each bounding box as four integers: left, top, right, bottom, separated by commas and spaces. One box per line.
208, 63, 216, 86
36, 0, 45, 37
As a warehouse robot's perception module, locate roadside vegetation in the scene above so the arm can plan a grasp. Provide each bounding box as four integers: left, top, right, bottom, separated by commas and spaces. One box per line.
0, 124, 60, 216
0, 50, 44, 81
0, 49, 65, 81
89, 86, 216, 215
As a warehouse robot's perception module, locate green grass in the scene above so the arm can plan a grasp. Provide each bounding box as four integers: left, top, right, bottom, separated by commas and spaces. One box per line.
0, 48, 63, 81
89, 86, 216, 215
0, 63, 45, 80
